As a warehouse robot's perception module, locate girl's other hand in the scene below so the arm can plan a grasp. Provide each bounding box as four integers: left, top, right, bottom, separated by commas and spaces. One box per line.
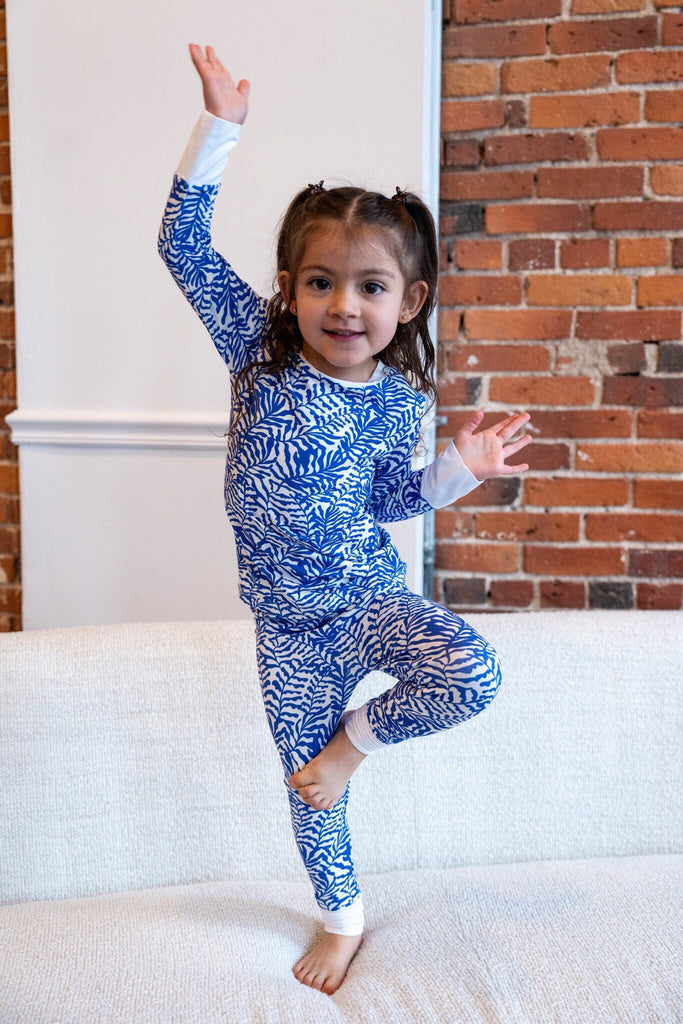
454, 411, 532, 482
188, 44, 250, 124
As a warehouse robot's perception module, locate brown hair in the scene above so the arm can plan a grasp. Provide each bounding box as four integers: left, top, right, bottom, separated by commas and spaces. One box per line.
232, 185, 438, 425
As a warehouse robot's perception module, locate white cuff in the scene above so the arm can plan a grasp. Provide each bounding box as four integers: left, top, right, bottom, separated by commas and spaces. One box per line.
175, 111, 242, 186
321, 897, 364, 936
344, 704, 386, 755
420, 441, 480, 508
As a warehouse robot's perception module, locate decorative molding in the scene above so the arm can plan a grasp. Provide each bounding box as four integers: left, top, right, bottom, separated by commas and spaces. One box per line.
5, 410, 229, 450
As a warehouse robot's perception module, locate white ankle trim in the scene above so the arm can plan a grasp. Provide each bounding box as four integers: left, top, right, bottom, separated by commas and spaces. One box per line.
344, 704, 386, 754
321, 897, 364, 936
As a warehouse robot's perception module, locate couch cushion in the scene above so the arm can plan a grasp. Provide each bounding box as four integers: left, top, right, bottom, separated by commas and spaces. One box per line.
1, 853, 679, 1024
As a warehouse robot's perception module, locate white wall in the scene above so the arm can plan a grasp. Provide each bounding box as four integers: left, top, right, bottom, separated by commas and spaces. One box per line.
7, 0, 440, 628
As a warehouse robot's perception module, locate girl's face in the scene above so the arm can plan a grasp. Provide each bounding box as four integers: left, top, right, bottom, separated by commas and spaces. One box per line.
279, 221, 428, 383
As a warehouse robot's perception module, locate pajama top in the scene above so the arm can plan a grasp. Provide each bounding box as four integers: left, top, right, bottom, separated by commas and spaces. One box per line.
158, 113, 480, 626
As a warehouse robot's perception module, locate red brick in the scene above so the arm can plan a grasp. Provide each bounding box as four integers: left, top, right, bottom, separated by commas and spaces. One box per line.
598, 129, 683, 161
452, 477, 522, 506
442, 99, 505, 131
537, 166, 643, 199
526, 275, 631, 307
617, 238, 667, 267
615, 49, 683, 84
633, 479, 683, 509
540, 579, 586, 608
527, 545, 626, 575
662, 13, 683, 45
435, 541, 520, 573
607, 342, 646, 374
486, 203, 591, 234
0, 311, 14, 344
509, 239, 555, 271
530, 92, 639, 129
440, 275, 522, 306
525, 409, 632, 438
572, 0, 645, 11
637, 276, 683, 307
489, 580, 534, 607
453, 0, 561, 22
448, 343, 551, 372
560, 238, 610, 269
645, 90, 683, 122
603, 376, 683, 407
630, 549, 683, 577
0, 526, 19, 555
586, 513, 683, 542
438, 377, 482, 406
0, 554, 14, 584
576, 310, 681, 340
0, 584, 21, 614
444, 139, 481, 167
549, 16, 657, 54
576, 442, 683, 473
0, 462, 17, 492
637, 410, 683, 438
501, 54, 610, 93
525, 476, 629, 507
596, 201, 683, 232
651, 166, 683, 196
673, 239, 683, 268
443, 62, 497, 97
443, 23, 547, 59
484, 132, 589, 165
465, 308, 573, 339
440, 577, 487, 607
490, 375, 595, 405
477, 512, 579, 542
454, 239, 502, 269
525, 443, 571, 470
441, 170, 533, 201
433, 509, 474, 538
438, 309, 464, 342
637, 583, 682, 609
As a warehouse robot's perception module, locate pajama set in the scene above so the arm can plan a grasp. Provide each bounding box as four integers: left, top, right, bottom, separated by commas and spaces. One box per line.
158, 112, 502, 937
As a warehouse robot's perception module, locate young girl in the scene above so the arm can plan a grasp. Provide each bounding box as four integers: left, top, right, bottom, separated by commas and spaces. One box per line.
159, 44, 531, 996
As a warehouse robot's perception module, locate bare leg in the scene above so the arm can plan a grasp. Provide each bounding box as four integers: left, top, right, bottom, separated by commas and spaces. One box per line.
293, 933, 363, 995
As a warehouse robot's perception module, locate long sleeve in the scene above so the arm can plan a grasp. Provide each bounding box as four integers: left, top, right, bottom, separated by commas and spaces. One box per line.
157, 112, 267, 374
420, 440, 481, 507
369, 422, 433, 524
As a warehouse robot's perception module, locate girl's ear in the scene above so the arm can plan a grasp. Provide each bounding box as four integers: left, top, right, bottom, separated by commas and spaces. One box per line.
399, 280, 429, 323
278, 270, 295, 311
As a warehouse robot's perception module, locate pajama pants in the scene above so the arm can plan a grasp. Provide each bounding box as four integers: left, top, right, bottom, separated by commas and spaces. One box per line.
254, 587, 501, 927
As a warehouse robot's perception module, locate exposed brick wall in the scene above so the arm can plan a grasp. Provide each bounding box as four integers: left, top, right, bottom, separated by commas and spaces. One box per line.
437, 0, 683, 612
0, 2, 19, 631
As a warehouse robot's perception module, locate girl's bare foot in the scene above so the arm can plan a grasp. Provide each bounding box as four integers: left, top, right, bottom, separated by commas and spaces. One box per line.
288, 724, 366, 810
293, 932, 363, 995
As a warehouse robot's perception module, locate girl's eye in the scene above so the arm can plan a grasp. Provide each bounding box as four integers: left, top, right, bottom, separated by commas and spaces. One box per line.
363, 282, 384, 295
308, 277, 330, 291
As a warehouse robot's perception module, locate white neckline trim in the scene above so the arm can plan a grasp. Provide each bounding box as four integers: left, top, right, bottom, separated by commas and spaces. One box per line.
298, 354, 388, 388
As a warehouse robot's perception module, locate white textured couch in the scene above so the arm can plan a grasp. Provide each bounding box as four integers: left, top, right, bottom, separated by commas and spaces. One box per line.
1, 610, 681, 1024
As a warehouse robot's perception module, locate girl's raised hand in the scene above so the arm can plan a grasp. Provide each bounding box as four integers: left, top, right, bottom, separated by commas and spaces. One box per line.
454, 411, 532, 481
188, 44, 250, 124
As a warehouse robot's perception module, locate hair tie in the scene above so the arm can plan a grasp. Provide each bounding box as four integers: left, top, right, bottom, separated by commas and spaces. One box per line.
306, 180, 325, 196
392, 186, 409, 205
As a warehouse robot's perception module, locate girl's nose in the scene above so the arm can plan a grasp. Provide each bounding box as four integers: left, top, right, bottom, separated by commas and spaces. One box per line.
329, 286, 359, 318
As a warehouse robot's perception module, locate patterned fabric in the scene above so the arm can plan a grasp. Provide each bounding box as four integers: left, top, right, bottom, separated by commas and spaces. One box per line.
158, 174, 502, 915
158, 175, 433, 626
256, 590, 501, 912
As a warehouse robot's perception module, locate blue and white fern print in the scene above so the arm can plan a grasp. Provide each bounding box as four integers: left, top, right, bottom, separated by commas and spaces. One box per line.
256, 590, 501, 912
159, 174, 502, 915
159, 174, 434, 626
